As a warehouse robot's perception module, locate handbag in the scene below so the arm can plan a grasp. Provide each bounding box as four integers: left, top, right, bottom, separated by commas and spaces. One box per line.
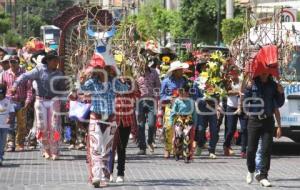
68, 100, 91, 121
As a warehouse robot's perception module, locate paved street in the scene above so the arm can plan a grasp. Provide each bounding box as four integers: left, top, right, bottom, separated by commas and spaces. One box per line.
0, 136, 300, 190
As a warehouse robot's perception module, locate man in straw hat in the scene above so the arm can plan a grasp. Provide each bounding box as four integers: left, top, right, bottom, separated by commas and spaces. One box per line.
160, 60, 189, 158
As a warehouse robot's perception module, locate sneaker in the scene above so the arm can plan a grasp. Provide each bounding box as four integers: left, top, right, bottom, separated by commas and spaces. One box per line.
209, 153, 217, 159
116, 176, 124, 183
68, 144, 75, 150
76, 143, 85, 150
51, 154, 59, 161
260, 179, 272, 187
28, 145, 36, 150
43, 152, 51, 159
16, 145, 25, 151
92, 178, 100, 188
6, 147, 15, 152
129, 133, 133, 140
246, 172, 254, 184
229, 148, 235, 155
241, 152, 247, 159
148, 144, 155, 153
137, 149, 146, 155
109, 174, 114, 183
195, 147, 202, 156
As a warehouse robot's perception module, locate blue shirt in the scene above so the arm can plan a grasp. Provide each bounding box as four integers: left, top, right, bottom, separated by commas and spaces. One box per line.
81, 77, 128, 116
243, 77, 285, 117
160, 76, 187, 101
169, 98, 196, 126
13, 64, 64, 98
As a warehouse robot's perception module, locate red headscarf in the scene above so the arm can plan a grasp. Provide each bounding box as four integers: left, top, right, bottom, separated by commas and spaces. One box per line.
246, 45, 280, 79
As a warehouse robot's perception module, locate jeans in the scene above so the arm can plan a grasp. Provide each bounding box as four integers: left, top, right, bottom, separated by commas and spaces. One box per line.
7, 102, 27, 147
224, 106, 248, 153
0, 128, 9, 160
247, 117, 274, 179
137, 100, 156, 150
197, 114, 219, 154
255, 137, 263, 172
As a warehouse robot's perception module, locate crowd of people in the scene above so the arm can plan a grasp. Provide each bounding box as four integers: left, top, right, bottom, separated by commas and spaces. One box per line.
0, 43, 285, 188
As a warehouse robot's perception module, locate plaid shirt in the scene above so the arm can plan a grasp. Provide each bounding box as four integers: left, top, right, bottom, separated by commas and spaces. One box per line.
115, 82, 140, 128
136, 68, 161, 98
2, 68, 33, 104
81, 77, 128, 117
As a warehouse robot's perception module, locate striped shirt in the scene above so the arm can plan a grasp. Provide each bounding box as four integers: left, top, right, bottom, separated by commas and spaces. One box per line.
2, 68, 33, 104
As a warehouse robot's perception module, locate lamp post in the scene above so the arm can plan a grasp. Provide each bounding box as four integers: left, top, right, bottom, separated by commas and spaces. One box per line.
216, 0, 221, 46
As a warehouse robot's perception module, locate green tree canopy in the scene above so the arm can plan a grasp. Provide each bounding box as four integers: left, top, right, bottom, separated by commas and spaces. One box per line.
180, 0, 226, 44
119, 0, 184, 43
221, 17, 244, 45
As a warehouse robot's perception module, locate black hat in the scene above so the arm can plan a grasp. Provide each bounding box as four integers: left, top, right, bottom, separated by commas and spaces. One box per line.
44, 50, 63, 61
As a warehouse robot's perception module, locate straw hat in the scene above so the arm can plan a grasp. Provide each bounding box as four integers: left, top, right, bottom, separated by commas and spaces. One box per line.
166, 61, 189, 75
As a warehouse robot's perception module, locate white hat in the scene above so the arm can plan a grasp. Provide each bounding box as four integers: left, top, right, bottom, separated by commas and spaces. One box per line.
0, 55, 11, 63
166, 61, 189, 75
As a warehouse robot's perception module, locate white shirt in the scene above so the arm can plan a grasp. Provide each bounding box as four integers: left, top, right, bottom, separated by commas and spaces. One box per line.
0, 98, 15, 128
227, 83, 240, 108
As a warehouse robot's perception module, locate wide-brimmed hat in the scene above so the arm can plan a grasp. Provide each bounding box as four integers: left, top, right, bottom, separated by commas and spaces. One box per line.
0, 47, 7, 54
43, 50, 63, 62
166, 61, 189, 75
0, 55, 12, 63
145, 40, 160, 54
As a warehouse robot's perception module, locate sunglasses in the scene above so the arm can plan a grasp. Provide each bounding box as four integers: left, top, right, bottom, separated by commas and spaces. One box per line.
9, 60, 19, 64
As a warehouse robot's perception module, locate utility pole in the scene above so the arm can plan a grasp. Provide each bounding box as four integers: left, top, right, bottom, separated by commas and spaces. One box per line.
217, 0, 221, 46
13, 0, 17, 29
226, 0, 234, 19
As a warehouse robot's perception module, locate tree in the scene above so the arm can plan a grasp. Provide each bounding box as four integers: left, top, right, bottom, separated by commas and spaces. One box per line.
180, 0, 226, 44
221, 17, 244, 45
0, 12, 10, 34
1, 30, 23, 46
120, 0, 184, 43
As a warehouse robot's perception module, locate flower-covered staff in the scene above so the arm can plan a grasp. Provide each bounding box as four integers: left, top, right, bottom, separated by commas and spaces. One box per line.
11, 50, 65, 160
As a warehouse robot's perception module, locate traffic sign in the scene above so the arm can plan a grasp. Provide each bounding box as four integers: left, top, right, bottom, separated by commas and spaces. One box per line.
281, 8, 297, 22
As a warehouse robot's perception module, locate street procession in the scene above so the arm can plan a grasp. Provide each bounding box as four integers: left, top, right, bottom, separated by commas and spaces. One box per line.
0, 0, 300, 189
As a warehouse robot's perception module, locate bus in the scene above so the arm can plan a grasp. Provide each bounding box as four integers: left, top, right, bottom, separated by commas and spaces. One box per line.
40, 25, 61, 50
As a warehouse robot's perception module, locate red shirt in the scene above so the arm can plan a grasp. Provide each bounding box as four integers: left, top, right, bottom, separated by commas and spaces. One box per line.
115, 84, 140, 128
2, 68, 33, 104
